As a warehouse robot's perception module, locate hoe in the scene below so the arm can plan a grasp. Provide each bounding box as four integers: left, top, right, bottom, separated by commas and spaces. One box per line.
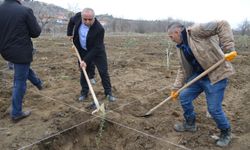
141, 51, 237, 117
72, 44, 105, 115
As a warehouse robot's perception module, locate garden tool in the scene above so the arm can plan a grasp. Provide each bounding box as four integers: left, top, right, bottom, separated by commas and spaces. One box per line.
72, 44, 105, 115
141, 51, 237, 117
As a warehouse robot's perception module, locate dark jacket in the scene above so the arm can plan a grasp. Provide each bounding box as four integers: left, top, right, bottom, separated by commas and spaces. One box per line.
67, 12, 106, 64
0, 0, 41, 63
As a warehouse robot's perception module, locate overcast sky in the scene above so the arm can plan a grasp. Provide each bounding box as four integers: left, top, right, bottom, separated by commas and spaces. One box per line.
36, 0, 250, 28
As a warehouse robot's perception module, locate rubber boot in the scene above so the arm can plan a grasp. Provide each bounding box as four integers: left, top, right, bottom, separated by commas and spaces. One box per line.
174, 117, 197, 132
216, 128, 231, 147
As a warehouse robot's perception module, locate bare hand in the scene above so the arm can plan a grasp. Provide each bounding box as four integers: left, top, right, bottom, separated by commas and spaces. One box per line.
80, 60, 87, 69
68, 36, 73, 41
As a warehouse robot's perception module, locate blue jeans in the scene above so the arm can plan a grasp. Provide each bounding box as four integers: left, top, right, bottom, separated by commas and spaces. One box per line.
11, 63, 41, 118
179, 73, 230, 130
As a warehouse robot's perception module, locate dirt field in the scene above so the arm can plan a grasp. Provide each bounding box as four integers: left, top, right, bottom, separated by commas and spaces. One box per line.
0, 33, 250, 150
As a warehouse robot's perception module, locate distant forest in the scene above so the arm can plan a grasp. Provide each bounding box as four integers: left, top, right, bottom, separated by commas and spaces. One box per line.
0, 0, 249, 35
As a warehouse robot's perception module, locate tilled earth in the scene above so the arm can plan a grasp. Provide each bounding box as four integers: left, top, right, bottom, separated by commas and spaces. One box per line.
0, 33, 250, 150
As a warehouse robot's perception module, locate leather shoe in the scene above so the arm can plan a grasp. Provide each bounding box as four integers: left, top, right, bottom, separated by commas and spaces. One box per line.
79, 95, 87, 101
106, 94, 116, 102
12, 110, 31, 123
90, 78, 96, 85
36, 81, 43, 90
85, 102, 97, 109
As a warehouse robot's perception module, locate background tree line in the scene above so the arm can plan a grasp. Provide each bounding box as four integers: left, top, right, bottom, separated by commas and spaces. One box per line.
0, 0, 250, 36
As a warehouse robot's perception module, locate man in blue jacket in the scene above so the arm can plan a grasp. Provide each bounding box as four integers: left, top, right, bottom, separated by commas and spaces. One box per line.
67, 8, 116, 102
0, 0, 42, 122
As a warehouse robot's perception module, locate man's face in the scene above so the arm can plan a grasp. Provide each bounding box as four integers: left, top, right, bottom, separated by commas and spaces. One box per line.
168, 28, 182, 44
81, 11, 95, 27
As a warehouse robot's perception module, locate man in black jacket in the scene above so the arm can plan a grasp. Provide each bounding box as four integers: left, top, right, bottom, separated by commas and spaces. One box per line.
0, 0, 42, 122
67, 8, 116, 102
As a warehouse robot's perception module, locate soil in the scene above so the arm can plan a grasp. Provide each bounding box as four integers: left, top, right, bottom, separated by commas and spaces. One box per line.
0, 33, 250, 150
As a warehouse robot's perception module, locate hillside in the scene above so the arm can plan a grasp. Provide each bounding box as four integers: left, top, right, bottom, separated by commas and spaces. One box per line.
0, 0, 71, 34
0, 0, 194, 34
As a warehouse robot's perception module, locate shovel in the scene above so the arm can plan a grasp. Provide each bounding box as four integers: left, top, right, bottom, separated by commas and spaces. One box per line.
72, 45, 105, 115
142, 51, 237, 117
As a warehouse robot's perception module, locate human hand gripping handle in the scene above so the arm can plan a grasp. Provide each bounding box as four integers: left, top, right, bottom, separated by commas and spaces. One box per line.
225, 51, 237, 61
68, 36, 73, 41
80, 60, 87, 69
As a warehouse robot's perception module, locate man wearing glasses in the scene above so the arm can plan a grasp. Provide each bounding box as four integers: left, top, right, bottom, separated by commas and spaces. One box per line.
67, 8, 116, 103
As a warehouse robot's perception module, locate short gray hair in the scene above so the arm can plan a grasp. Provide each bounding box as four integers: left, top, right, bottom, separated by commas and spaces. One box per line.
167, 22, 185, 33
81, 8, 95, 17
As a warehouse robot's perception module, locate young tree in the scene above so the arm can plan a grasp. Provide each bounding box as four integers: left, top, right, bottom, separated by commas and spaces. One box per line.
238, 19, 250, 36
38, 13, 53, 31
